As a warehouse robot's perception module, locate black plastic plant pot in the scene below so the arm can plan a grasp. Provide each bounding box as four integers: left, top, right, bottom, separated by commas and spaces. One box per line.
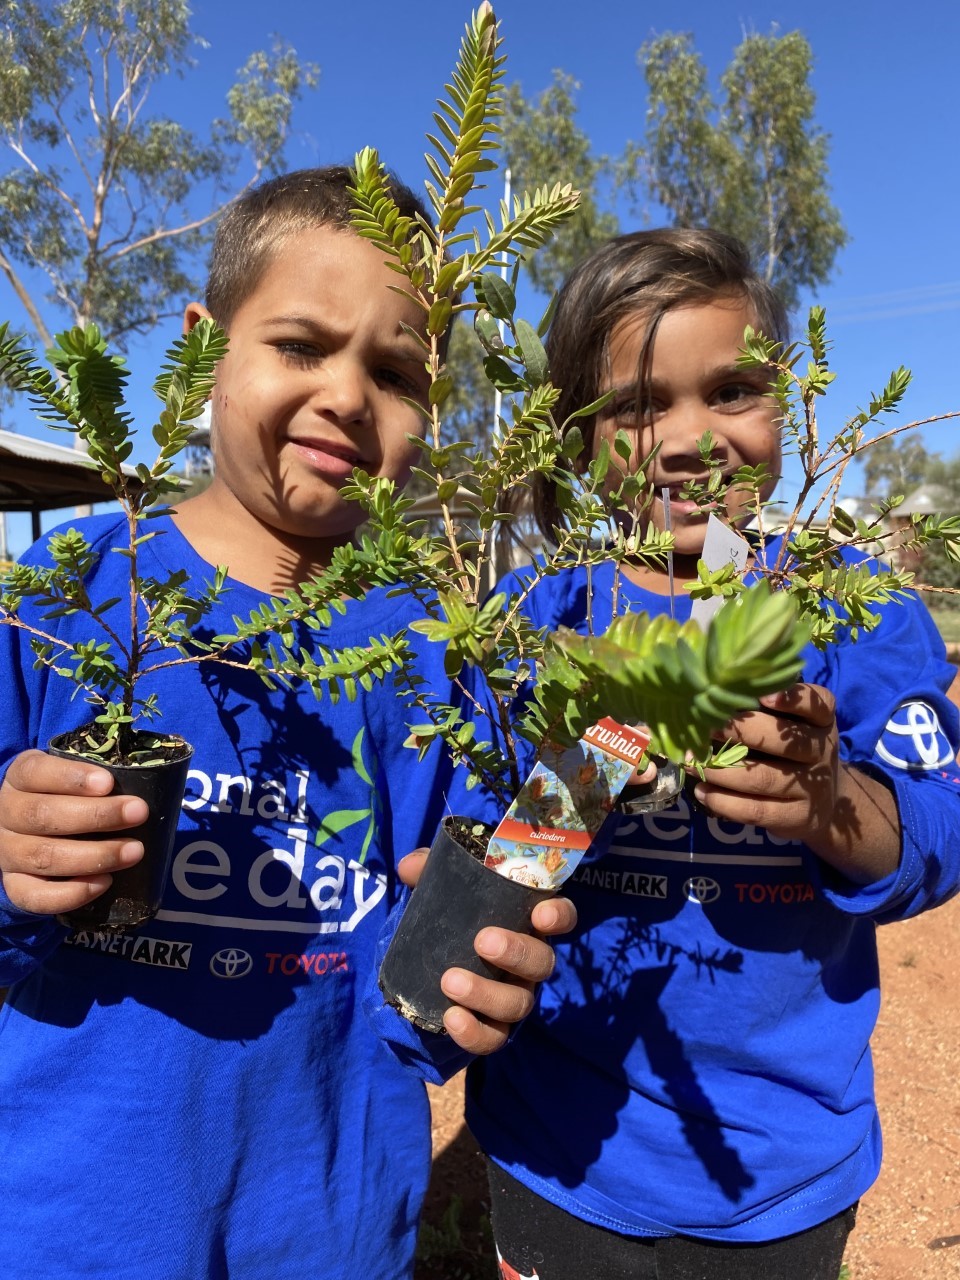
379, 815, 557, 1034
47, 725, 194, 934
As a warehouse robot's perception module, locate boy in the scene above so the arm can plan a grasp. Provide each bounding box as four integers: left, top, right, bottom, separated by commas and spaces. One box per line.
0, 167, 573, 1280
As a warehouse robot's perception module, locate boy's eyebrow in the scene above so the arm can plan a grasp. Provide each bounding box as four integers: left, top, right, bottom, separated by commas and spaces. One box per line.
260, 311, 330, 333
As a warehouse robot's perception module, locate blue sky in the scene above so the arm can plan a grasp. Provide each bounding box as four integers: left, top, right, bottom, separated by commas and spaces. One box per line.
3, 0, 959, 554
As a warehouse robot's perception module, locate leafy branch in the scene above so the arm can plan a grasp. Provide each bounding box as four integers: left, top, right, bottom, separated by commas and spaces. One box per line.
4, 4, 896, 811
718, 310, 960, 641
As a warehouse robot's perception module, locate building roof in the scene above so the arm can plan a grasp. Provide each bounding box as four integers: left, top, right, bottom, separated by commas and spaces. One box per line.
0, 428, 139, 512
896, 483, 954, 515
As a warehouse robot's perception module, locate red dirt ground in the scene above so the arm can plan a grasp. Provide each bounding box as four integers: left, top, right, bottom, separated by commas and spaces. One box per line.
418, 892, 960, 1280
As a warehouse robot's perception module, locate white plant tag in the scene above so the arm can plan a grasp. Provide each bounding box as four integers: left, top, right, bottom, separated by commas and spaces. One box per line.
689, 515, 750, 631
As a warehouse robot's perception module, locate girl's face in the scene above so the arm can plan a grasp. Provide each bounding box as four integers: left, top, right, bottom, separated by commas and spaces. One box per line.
595, 296, 781, 566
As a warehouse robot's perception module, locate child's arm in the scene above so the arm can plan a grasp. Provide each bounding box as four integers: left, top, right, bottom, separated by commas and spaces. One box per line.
0, 750, 148, 915
695, 683, 901, 885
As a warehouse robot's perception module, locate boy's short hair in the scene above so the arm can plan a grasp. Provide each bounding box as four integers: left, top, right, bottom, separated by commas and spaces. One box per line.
205, 165, 431, 330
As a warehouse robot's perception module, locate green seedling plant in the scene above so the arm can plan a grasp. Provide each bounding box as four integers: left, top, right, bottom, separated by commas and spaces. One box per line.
0, 318, 232, 764
311, 5, 960, 807
678, 310, 960, 649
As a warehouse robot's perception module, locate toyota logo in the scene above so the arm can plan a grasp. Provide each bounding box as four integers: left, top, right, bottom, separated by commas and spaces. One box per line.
210, 948, 254, 979
876, 701, 954, 770
683, 876, 721, 905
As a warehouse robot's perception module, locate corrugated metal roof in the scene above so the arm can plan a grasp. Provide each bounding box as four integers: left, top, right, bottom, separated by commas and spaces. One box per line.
0, 428, 139, 511
0, 427, 104, 467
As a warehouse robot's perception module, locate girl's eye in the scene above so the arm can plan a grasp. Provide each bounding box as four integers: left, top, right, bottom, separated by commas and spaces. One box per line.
713, 382, 766, 407
611, 396, 654, 423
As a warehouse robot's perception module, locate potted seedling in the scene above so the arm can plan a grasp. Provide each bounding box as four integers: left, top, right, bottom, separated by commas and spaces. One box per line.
330, 7, 960, 1032
0, 322, 229, 930
5, 5, 956, 1005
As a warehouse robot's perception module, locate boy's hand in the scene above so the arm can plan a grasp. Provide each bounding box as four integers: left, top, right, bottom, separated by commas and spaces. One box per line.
398, 849, 577, 1054
0, 750, 147, 916
694, 682, 901, 883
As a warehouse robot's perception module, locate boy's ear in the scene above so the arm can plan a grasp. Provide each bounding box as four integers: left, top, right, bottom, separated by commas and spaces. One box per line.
183, 301, 212, 336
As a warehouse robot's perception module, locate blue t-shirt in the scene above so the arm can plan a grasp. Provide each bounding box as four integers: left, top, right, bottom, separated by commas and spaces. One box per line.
0, 512, 456, 1279
465, 553, 960, 1243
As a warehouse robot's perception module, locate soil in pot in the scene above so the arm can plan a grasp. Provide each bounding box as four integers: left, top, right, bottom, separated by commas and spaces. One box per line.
379, 815, 557, 1034
48, 726, 194, 934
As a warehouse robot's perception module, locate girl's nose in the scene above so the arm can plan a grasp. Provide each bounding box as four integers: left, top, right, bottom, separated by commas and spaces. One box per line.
656, 401, 723, 464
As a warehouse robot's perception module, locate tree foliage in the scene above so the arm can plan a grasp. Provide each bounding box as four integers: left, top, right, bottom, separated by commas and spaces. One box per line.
631, 29, 847, 310
498, 72, 618, 295
906, 453, 960, 604
858, 434, 932, 502
436, 320, 496, 456
7, 5, 955, 805
0, 0, 318, 351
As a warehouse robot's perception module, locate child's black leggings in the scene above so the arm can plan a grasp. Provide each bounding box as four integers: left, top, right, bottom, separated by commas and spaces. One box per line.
487, 1161, 857, 1280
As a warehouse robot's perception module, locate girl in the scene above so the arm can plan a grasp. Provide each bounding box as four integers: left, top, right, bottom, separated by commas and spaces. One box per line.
468, 229, 960, 1279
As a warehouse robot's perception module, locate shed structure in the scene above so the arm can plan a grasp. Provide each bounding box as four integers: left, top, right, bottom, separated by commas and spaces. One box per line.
0, 428, 139, 545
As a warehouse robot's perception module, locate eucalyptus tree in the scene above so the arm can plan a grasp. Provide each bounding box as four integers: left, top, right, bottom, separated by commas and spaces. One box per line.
0, 0, 318, 352
497, 71, 618, 296
631, 29, 847, 311
859, 435, 932, 503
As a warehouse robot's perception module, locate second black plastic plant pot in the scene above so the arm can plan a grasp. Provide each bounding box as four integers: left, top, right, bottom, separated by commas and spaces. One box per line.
378, 815, 557, 1034
48, 726, 194, 934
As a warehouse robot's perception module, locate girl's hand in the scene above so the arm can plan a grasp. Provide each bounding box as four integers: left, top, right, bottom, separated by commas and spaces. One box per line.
695, 683, 840, 842
398, 849, 577, 1054
694, 682, 900, 883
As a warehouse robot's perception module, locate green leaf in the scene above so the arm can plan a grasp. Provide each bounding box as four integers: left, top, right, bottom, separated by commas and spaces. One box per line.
350, 726, 373, 786
476, 272, 516, 321
514, 319, 549, 386
427, 297, 453, 336
482, 354, 524, 393
475, 309, 505, 353
561, 425, 584, 462
314, 809, 372, 847
429, 374, 454, 405
560, 389, 615, 427
613, 429, 634, 463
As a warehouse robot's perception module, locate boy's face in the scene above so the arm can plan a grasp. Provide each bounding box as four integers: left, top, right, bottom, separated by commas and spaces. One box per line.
187, 225, 430, 553
595, 297, 781, 561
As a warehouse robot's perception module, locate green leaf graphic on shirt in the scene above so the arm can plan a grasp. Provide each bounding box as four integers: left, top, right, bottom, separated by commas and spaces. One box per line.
314, 728, 380, 863
351, 725, 374, 786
